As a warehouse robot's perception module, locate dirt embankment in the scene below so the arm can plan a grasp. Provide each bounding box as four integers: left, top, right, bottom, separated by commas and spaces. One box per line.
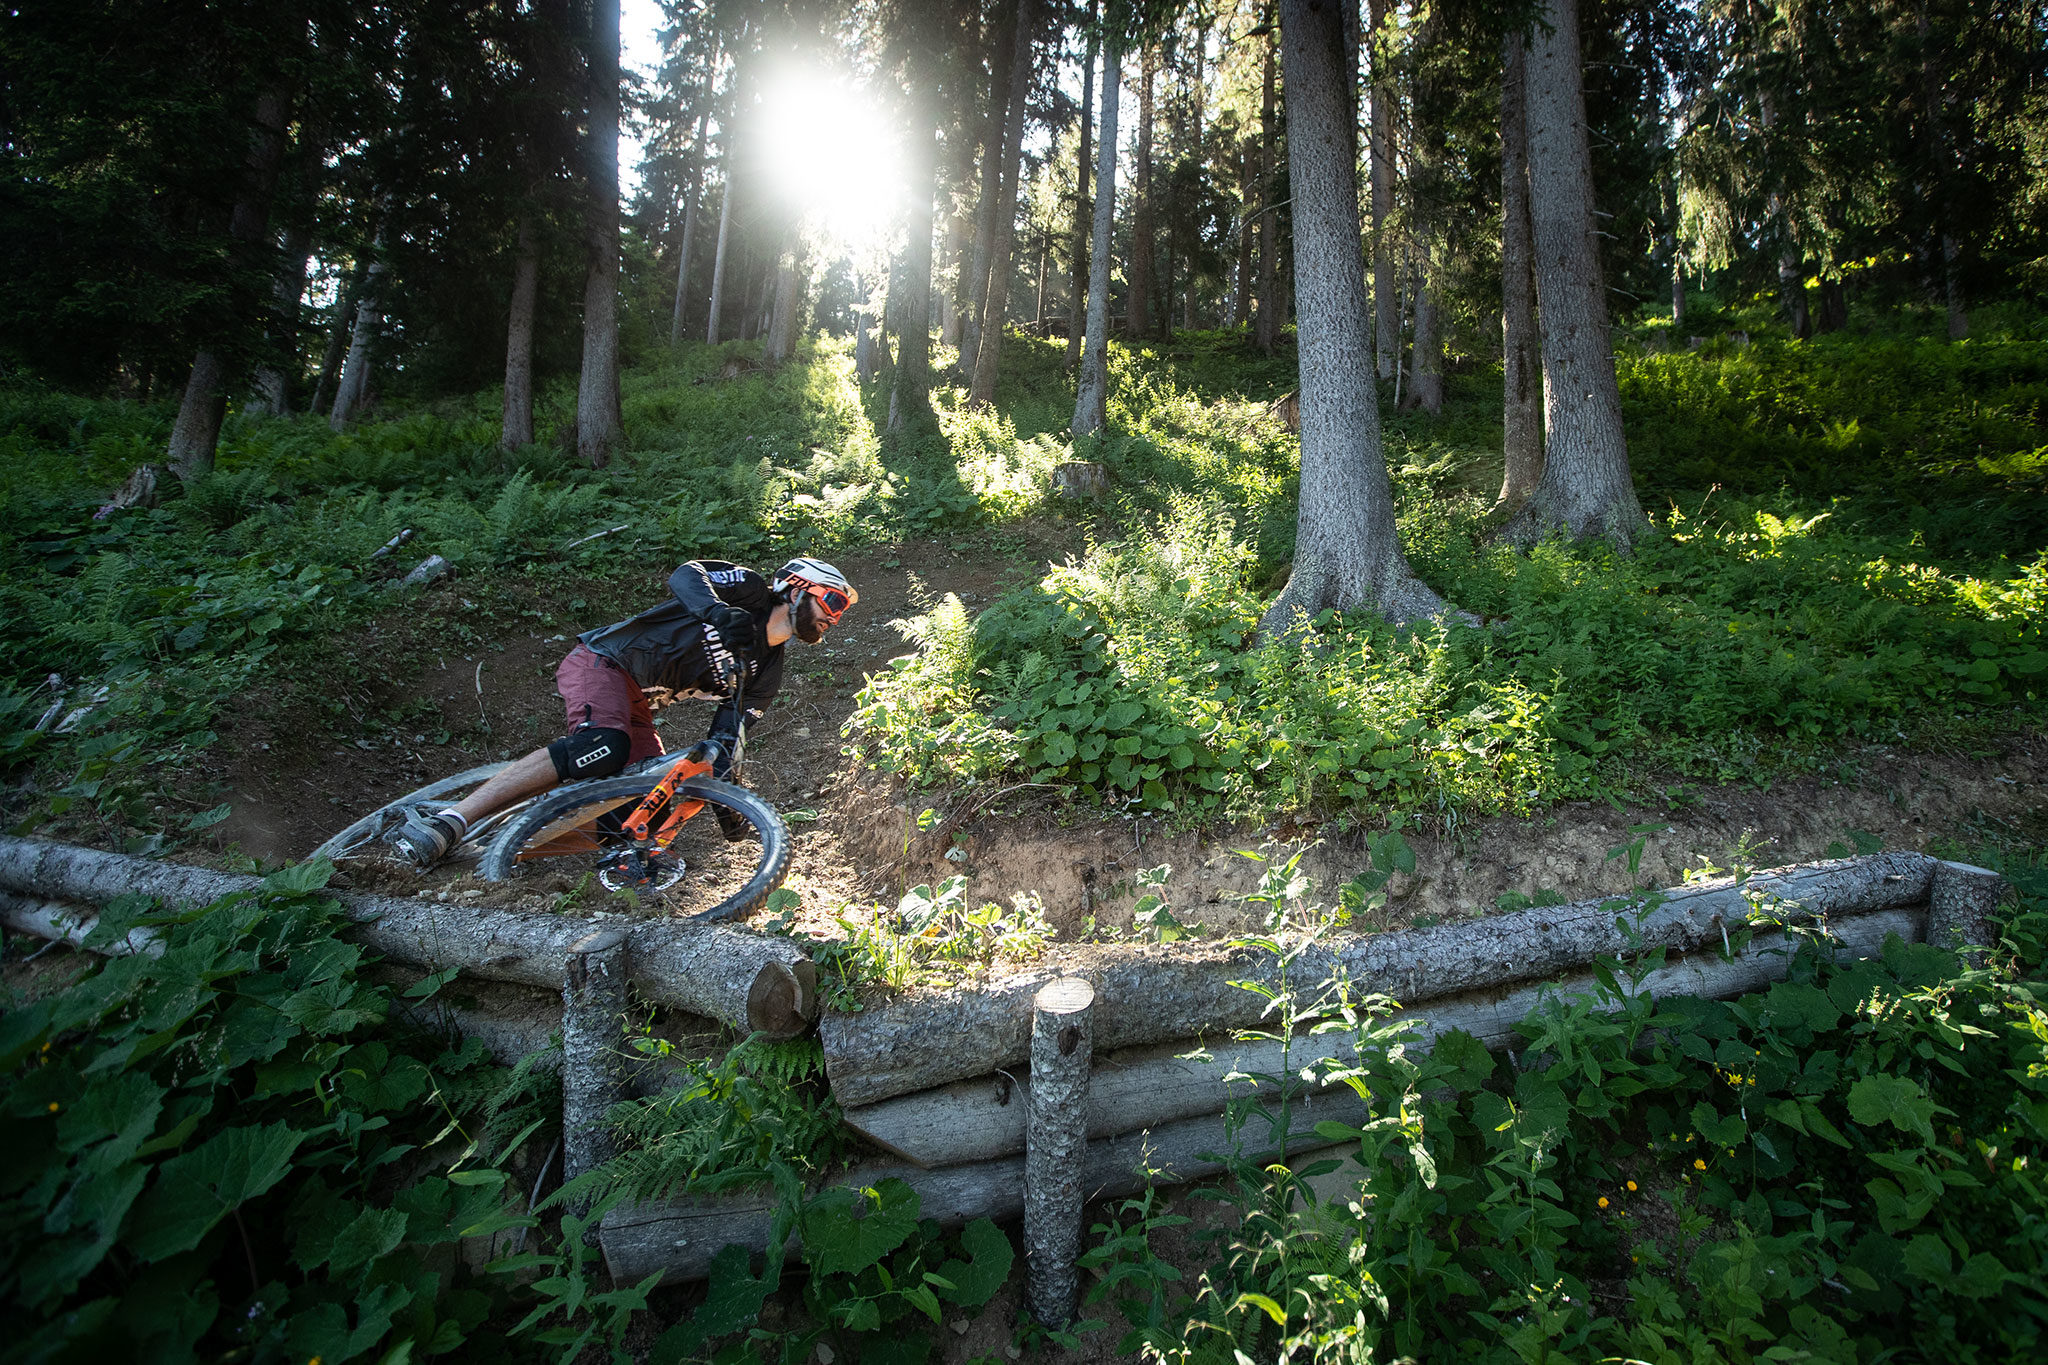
198, 530, 2042, 941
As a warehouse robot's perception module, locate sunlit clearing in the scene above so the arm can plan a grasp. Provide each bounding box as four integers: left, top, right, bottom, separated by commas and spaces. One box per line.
754, 68, 904, 258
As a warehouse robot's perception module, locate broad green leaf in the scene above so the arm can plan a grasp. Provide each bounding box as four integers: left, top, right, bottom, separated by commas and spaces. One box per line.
125, 1121, 307, 1261
1846, 1074, 1937, 1142
802, 1179, 920, 1277
934, 1217, 1013, 1308
328, 1205, 409, 1274
694, 1242, 777, 1338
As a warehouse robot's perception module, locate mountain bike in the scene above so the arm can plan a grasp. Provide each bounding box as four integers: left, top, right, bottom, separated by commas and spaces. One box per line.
310, 743, 791, 923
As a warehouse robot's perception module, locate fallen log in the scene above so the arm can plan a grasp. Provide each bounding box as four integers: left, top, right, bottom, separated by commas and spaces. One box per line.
822, 852, 1938, 1106
843, 906, 1928, 1168
0, 837, 816, 1038
599, 1095, 1366, 1284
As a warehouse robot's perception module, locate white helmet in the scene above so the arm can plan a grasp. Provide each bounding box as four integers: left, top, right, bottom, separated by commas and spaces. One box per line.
773, 557, 857, 624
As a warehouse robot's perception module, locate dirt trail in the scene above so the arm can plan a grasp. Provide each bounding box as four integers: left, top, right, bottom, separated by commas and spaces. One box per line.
208, 532, 2044, 937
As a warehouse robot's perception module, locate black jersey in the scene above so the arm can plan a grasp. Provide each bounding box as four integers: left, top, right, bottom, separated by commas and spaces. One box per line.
576, 560, 784, 744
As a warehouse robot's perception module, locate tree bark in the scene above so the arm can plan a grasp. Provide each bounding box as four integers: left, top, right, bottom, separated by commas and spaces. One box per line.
1942, 233, 1967, 339
968, 0, 1038, 404
764, 235, 807, 367
309, 264, 360, 416
818, 850, 1940, 1107
1498, 0, 1644, 552
1023, 978, 1092, 1329
502, 213, 540, 451
889, 118, 938, 434
1253, 17, 1280, 355
250, 225, 310, 416
576, 0, 625, 468
1259, 0, 1445, 637
670, 54, 718, 346
1066, 0, 1099, 369
0, 836, 819, 1037
1402, 253, 1443, 413
1070, 33, 1121, 437
1662, 170, 1684, 326
1182, 27, 1203, 332
167, 87, 292, 479
706, 154, 737, 343
1499, 30, 1542, 508
561, 930, 630, 1193
1368, 0, 1396, 378
960, 2, 1018, 377
840, 906, 1928, 1169
1230, 147, 1251, 327
1779, 248, 1811, 340
328, 230, 387, 429
1128, 43, 1157, 338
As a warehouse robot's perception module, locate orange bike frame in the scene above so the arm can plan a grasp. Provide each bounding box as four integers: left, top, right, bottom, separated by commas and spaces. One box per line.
619, 753, 715, 853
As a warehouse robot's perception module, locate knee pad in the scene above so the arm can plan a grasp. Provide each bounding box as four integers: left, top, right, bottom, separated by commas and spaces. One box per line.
548, 726, 632, 781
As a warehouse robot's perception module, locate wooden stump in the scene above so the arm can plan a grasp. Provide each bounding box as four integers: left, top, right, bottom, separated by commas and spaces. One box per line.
1052, 461, 1109, 499
561, 930, 630, 1191
1024, 977, 1095, 1329
1928, 860, 2010, 966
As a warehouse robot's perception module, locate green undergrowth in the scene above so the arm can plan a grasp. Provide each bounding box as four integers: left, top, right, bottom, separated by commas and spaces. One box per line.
1092, 851, 2048, 1364
853, 486, 2046, 822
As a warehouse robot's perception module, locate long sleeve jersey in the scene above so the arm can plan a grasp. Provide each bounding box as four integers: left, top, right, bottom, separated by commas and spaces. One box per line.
576, 560, 784, 747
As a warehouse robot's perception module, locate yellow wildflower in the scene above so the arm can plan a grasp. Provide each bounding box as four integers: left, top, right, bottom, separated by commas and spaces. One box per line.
1598, 1196, 1610, 1209
1694, 1157, 1707, 1170
1626, 1181, 1638, 1192
46, 1102, 59, 1113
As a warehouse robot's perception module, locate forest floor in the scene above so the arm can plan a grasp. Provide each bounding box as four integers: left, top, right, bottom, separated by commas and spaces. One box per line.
204, 519, 2046, 949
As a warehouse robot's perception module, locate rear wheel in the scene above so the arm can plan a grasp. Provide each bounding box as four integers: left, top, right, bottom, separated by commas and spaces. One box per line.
476, 774, 790, 922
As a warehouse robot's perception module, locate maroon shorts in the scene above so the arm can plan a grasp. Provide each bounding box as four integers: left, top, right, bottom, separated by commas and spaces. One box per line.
555, 645, 665, 766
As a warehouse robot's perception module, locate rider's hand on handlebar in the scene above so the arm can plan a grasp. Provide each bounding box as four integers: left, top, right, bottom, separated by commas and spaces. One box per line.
707, 604, 756, 654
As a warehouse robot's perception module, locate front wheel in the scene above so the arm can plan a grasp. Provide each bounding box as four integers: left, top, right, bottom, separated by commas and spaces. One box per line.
476, 774, 790, 922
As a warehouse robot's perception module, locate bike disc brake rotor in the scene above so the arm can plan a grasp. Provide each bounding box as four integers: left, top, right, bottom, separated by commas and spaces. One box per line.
597, 847, 687, 893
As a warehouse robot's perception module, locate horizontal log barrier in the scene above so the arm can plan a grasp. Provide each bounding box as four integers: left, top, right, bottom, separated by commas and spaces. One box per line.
0, 837, 817, 1038
821, 852, 1942, 1107
842, 906, 1928, 1168
599, 1098, 1366, 1284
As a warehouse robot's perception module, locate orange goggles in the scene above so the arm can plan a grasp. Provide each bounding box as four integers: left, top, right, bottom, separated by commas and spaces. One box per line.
791, 579, 855, 626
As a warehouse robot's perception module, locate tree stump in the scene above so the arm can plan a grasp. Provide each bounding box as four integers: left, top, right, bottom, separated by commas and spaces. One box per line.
1928, 861, 2010, 967
562, 929, 631, 1194
1024, 977, 1095, 1329
1052, 461, 1109, 499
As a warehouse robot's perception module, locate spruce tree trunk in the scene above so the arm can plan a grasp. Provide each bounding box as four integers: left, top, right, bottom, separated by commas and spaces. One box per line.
1402, 257, 1442, 413
1261, 0, 1447, 635
670, 69, 715, 347
328, 234, 387, 430
1183, 29, 1203, 332
1066, 1, 1098, 369
309, 265, 360, 416
1500, 0, 1643, 553
1128, 43, 1157, 338
1368, 0, 1396, 379
1779, 249, 1811, 340
961, 4, 1018, 377
1942, 234, 1967, 339
1499, 30, 1542, 509
576, 0, 625, 468
1071, 34, 1121, 437
1231, 148, 1251, 327
889, 122, 937, 434
502, 213, 540, 451
764, 237, 806, 366
969, 0, 1037, 405
1253, 20, 1280, 354
167, 88, 291, 479
1662, 170, 1684, 326
250, 226, 310, 416
706, 164, 735, 343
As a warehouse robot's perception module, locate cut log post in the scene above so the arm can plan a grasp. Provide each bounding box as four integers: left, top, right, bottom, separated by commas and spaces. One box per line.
842, 906, 1929, 1168
1025, 978, 1094, 1329
1927, 860, 2011, 967
822, 853, 1939, 1106
0, 837, 815, 1038
600, 1089, 1361, 1284
562, 930, 631, 1196
1052, 461, 1109, 498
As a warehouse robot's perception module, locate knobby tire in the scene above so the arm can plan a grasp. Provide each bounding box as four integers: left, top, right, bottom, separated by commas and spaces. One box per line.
476, 774, 790, 922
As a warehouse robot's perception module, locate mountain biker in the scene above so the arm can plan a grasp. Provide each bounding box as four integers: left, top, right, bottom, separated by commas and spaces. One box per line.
385, 556, 857, 867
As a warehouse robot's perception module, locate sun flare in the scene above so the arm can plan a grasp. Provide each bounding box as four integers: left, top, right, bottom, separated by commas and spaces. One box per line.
752, 67, 905, 258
